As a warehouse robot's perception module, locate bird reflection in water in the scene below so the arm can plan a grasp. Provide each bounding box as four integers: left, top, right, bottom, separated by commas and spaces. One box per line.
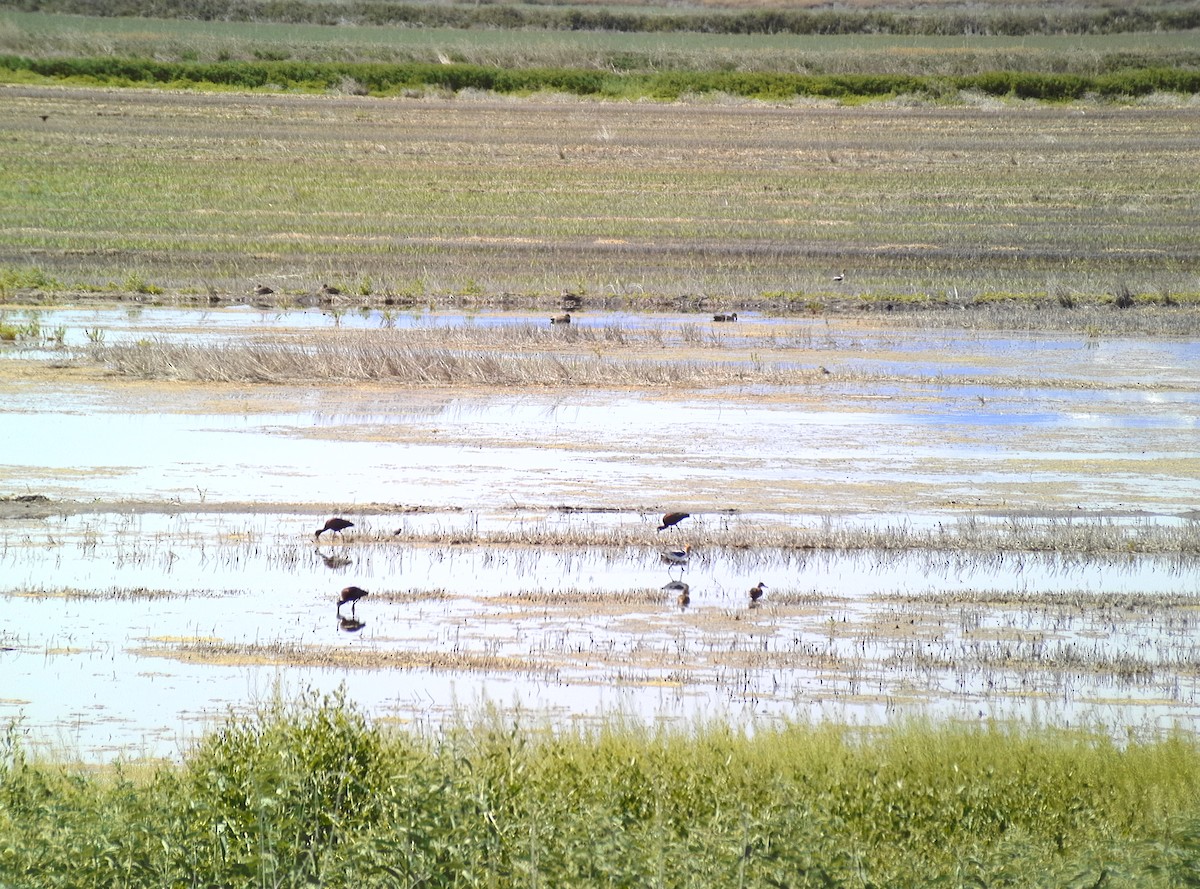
663, 579, 690, 609
338, 616, 367, 633
316, 549, 352, 570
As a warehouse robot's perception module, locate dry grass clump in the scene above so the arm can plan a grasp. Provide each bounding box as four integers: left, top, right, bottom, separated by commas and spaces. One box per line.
136, 639, 542, 673
888, 639, 1164, 682
910, 589, 1200, 609
85, 336, 794, 387
390, 321, 659, 349
498, 587, 668, 606
370, 588, 452, 605
10, 585, 216, 600
81, 331, 1153, 391
900, 298, 1200, 337
379, 516, 1200, 558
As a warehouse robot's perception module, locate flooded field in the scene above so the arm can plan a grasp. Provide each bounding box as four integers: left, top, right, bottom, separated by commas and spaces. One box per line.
2, 304, 1198, 759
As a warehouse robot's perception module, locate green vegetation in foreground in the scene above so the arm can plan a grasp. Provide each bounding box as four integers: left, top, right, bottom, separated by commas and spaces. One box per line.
3, 53, 1200, 99
3, 692, 1200, 887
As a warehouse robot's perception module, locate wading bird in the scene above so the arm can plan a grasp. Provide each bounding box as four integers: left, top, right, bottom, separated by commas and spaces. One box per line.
712, 312, 738, 322
657, 511, 690, 532
663, 580, 690, 608
315, 517, 354, 539
253, 284, 274, 296
550, 312, 571, 325
337, 585, 369, 614
319, 283, 341, 296
749, 581, 767, 606
661, 544, 691, 567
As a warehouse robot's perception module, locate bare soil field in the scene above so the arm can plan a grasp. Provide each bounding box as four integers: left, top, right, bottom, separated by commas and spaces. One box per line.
1, 86, 1197, 312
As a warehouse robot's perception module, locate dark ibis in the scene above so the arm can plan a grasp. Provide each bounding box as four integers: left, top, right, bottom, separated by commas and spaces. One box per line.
337, 585, 368, 614
657, 511, 690, 532
316, 517, 354, 539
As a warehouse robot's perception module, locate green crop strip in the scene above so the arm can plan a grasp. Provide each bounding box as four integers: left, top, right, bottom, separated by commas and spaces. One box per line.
3, 54, 1199, 99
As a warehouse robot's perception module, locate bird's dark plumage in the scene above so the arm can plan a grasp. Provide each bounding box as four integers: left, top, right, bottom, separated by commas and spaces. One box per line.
749, 582, 767, 604
550, 312, 571, 325
253, 284, 274, 296
316, 517, 354, 538
713, 312, 737, 322
657, 511, 690, 532
337, 585, 369, 611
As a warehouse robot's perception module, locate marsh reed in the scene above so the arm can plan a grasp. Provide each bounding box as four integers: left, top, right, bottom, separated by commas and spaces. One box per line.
82, 325, 1192, 389
378, 514, 1200, 558
86, 334, 813, 387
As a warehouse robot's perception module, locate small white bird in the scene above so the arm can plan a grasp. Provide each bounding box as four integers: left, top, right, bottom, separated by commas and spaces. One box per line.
832, 270, 845, 283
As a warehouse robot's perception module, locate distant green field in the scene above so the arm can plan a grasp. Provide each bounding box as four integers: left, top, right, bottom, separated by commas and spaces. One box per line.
2, 9, 1198, 75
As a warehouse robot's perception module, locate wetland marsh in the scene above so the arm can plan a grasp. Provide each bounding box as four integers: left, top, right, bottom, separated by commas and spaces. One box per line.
2, 305, 1198, 760
2, 7, 1200, 883
0, 75, 1198, 762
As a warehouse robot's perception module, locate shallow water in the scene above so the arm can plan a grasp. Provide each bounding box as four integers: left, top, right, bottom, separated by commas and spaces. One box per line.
2, 306, 1199, 759
3, 511, 1199, 757
6, 304, 1200, 381
4, 369, 1199, 514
